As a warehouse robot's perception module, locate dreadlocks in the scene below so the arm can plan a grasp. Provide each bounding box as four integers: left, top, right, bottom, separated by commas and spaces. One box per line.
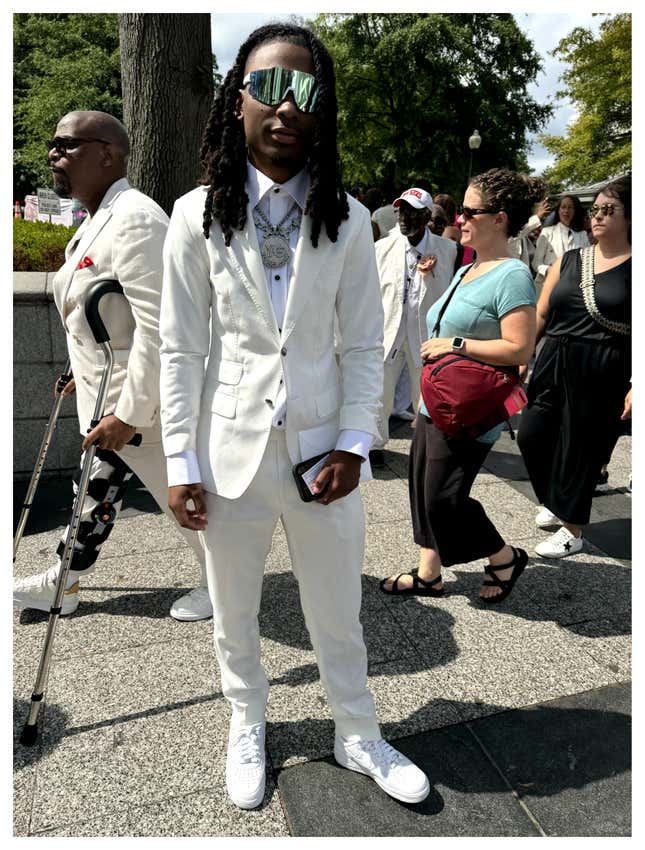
200, 23, 349, 247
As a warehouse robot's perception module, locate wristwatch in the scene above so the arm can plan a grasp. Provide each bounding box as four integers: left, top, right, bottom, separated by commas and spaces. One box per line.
451, 336, 465, 351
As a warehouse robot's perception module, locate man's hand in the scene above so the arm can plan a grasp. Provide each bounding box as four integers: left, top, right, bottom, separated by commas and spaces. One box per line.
621, 387, 632, 420
82, 414, 136, 452
312, 450, 362, 505
537, 199, 551, 221
55, 376, 75, 396
168, 484, 208, 530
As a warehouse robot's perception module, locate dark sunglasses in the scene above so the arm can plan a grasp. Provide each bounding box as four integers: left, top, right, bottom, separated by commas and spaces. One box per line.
242, 67, 319, 113
589, 203, 624, 218
46, 137, 110, 155
458, 205, 500, 220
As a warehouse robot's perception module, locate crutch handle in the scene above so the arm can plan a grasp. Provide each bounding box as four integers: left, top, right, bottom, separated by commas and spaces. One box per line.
84, 278, 142, 447
84, 278, 124, 344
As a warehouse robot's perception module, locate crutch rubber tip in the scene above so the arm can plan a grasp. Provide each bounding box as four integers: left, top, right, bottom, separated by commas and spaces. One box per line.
20, 722, 39, 747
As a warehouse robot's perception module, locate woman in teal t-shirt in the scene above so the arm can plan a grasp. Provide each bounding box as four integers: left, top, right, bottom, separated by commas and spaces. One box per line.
380, 169, 543, 604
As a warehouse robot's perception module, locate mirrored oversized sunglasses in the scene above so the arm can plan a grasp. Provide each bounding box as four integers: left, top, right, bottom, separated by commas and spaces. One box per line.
458, 205, 500, 220
242, 67, 319, 113
589, 203, 624, 218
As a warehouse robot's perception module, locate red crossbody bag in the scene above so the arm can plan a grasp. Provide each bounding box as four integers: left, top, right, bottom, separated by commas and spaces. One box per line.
420, 266, 527, 440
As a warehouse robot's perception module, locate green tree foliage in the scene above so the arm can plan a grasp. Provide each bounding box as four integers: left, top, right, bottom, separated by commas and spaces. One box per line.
540, 14, 631, 186
314, 13, 552, 198
14, 14, 122, 194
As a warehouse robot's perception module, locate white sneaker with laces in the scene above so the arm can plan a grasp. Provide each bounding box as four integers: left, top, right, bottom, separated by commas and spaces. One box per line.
334, 736, 430, 804
13, 566, 79, 615
535, 526, 583, 558
226, 721, 266, 809
169, 586, 213, 621
535, 507, 560, 529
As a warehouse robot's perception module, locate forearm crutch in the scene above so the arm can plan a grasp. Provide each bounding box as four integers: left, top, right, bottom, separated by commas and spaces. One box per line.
13, 360, 73, 561
20, 278, 141, 746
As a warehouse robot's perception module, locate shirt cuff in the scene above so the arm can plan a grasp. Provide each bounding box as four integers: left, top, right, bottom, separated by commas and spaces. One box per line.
335, 429, 374, 460
167, 450, 202, 487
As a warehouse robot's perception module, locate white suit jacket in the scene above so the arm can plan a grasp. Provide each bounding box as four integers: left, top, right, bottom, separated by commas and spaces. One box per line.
376, 228, 457, 360
52, 178, 169, 440
159, 188, 384, 500
532, 223, 589, 286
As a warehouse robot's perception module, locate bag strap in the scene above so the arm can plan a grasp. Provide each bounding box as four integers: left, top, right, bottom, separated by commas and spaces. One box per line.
432, 263, 473, 338
578, 247, 630, 336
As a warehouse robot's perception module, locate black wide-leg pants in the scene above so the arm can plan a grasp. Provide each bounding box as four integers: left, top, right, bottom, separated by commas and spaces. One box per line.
517, 334, 629, 526
409, 415, 506, 566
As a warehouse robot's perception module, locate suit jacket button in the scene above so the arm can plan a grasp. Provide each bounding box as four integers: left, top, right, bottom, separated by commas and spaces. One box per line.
281, 347, 287, 356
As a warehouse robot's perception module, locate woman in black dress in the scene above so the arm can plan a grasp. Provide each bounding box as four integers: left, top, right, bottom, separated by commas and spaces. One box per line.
518, 176, 631, 557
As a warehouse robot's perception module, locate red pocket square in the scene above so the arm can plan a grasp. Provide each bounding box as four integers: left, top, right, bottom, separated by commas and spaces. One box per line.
77, 256, 94, 269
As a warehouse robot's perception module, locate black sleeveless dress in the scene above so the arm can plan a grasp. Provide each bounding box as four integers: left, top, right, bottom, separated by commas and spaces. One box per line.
517, 249, 631, 525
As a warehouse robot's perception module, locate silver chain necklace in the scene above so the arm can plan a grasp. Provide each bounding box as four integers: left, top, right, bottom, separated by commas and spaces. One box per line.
579, 246, 630, 336
252, 201, 301, 269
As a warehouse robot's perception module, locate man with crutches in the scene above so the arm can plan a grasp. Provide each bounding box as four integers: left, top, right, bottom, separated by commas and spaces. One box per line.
13, 110, 211, 622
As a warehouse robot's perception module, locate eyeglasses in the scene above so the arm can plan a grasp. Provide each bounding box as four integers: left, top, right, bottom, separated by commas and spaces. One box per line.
242, 67, 319, 113
589, 203, 624, 218
46, 137, 110, 155
458, 205, 500, 220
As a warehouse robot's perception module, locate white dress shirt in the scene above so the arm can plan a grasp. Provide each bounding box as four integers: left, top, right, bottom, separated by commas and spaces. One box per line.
167, 162, 373, 486
389, 228, 430, 370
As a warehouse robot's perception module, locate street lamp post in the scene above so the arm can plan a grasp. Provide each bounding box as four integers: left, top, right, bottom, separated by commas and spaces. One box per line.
468, 129, 482, 182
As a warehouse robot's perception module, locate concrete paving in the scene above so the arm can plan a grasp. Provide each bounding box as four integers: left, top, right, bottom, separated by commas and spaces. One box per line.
13, 420, 631, 837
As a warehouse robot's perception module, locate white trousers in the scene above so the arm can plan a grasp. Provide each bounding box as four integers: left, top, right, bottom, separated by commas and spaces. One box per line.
375, 341, 422, 449
117, 441, 207, 585
200, 429, 381, 739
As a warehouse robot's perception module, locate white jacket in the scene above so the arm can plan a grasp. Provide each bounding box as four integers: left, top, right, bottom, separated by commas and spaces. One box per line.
159, 188, 385, 499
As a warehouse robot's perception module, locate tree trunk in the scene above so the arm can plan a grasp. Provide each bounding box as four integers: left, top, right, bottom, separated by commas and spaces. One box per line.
118, 14, 213, 215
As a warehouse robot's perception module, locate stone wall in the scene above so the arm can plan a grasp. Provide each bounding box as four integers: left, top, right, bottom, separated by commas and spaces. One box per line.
14, 272, 81, 480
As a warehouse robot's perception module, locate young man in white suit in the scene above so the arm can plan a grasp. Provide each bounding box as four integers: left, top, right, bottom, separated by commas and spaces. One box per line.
13, 111, 211, 622
159, 24, 430, 810
370, 187, 457, 467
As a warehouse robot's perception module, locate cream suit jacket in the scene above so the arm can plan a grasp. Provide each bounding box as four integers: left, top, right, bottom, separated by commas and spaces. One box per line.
52, 178, 169, 441
377, 228, 457, 360
532, 223, 589, 286
159, 187, 385, 500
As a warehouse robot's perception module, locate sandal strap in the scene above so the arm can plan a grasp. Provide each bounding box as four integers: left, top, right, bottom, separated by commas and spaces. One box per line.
484, 548, 518, 589
410, 569, 442, 588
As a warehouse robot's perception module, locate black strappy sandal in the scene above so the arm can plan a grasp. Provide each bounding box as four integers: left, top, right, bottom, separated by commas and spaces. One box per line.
480, 547, 528, 604
379, 569, 444, 597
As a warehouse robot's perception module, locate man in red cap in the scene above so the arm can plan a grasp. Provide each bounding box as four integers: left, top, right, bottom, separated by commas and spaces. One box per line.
370, 187, 457, 467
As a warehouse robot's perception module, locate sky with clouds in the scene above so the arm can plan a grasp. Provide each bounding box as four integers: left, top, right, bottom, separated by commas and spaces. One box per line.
210, 11, 606, 176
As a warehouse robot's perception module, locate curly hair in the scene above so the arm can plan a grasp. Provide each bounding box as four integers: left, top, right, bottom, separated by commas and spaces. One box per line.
469, 169, 547, 238
199, 23, 348, 247
555, 194, 586, 232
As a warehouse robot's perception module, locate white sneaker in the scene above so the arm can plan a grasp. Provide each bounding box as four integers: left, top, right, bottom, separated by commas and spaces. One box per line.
226, 721, 266, 809
13, 566, 79, 615
535, 526, 584, 558
334, 736, 430, 804
535, 507, 560, 529
169, 587, 213, 621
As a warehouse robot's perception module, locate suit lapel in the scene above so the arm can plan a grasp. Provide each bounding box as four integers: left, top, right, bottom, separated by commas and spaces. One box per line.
58, 205, 114, 315
226, 201, 280, 337
281, 214, 333, 344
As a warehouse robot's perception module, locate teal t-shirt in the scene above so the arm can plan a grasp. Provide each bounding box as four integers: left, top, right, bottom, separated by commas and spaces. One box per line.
420, 258, 536, 442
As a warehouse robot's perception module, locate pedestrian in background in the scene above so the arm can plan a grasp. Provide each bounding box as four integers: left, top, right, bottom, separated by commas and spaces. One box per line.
380, 169, 543, 603
532, 194, 589, 290
518, 176, 631, 558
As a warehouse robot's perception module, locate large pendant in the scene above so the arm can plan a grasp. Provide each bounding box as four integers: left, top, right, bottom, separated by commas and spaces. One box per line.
261, 233, 291, 269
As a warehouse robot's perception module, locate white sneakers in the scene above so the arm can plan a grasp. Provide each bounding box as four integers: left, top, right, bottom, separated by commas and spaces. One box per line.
535, 506, 560, 529
334, 736, 430, 804
226, 721, 266, 809
13, 566, 79, 615
169, 587, 213, 621
535, 526, 584, 558
224, 726, 430, 809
